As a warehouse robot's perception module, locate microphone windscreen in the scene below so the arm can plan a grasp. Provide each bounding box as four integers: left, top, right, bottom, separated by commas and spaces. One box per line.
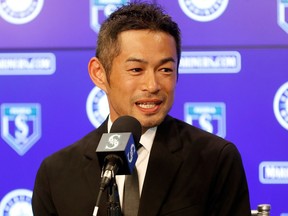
110, 115, 142, 145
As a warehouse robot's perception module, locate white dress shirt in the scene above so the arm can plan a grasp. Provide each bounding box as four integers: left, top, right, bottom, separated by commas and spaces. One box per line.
107, 117, 157, 206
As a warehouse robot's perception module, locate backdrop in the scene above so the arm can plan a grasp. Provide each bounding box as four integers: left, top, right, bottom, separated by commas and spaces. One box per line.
0, 0, 287, 215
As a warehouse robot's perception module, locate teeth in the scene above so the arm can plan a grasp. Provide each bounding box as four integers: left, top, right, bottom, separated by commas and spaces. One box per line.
138, 103, 156, 109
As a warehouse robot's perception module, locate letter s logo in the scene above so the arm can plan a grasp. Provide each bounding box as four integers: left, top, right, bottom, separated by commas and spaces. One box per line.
106, 134, 121, 150
15, 114, 29, 144
127, 144, 136, 163
199, 113, 213, 133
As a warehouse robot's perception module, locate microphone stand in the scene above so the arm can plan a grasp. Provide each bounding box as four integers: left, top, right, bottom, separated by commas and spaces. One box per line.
107, 176, 122, 216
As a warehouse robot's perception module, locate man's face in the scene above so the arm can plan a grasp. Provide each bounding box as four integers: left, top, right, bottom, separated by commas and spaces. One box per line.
103, 30, 178, 131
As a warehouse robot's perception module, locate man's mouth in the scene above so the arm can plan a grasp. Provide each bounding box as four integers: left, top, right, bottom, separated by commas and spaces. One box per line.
137, 102, 157, 109
135, 100, 162, 111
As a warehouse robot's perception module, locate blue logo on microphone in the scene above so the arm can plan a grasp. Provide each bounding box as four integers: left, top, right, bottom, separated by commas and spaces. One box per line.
127, 143, 136, 163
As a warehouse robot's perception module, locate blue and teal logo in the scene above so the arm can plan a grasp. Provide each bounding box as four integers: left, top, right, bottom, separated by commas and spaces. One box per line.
90, 0, 130, 33
184, 102, 226, 137
1, 103, 41, 155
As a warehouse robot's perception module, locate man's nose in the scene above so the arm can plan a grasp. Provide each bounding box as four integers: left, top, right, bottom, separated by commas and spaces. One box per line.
142, 71, 160, 93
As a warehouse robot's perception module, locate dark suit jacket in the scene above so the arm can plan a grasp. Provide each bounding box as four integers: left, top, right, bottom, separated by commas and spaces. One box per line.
32, 115, 251, 216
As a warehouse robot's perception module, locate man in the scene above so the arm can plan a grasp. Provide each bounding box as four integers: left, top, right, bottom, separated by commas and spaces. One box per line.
32, 2, 251, 216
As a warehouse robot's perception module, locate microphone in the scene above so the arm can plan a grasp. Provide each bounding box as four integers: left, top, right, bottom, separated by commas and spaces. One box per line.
93, 115, 142, 216
96, 115, 142, 190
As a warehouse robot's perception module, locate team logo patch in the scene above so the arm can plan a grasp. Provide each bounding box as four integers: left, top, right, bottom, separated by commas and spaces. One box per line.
184, 102, 226, 137
1, 103, 41, 155
86, 86, 109, 128
277, 0, 288, 33
178, 0, 229, 22
0, 0, 44, 24
273, 81, 288, 130
0, 189, 33, 216
90, 0, 130, 33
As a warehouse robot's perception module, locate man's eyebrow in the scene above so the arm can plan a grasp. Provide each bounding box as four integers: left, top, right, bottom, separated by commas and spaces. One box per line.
160, 57, 176, 65
126, 57, 148, 64
125, 57, 176, 64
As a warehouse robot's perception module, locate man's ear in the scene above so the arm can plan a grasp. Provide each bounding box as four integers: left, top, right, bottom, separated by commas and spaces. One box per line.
88, 57, 108, 93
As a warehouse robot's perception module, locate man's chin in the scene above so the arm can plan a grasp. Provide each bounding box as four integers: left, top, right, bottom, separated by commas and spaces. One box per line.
140, 116, 165, 130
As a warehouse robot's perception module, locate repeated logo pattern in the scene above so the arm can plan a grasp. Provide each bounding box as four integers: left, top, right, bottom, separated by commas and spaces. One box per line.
184, 102, 226, 138
0, 0, 44, 24
1, 103, 41, 156
277, 0, 288, 33
178, 0, 229, 22
273, 82, 288, 130
0, 189, 33, 215
86, 86, 109, 128
90, 0, 130, 33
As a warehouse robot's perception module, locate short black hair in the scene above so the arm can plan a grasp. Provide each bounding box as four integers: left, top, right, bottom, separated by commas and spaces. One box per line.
96, 2, 181, 79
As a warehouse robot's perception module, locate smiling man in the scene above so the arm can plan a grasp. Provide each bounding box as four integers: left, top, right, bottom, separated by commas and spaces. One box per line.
32, 2, 251, 216
89, 29, 177, 133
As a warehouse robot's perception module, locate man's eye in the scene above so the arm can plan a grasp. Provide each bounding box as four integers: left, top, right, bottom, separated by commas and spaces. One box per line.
130, 68, 142, 72
161, 68, 173, 73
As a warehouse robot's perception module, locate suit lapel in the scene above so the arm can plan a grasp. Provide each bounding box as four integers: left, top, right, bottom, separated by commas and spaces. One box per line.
138, 116, 183, 216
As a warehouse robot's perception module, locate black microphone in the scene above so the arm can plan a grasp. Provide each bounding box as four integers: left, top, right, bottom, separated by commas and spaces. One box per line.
96, 115, 142, 190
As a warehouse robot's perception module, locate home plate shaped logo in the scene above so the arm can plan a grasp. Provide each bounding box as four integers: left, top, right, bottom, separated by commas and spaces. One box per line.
1, 103, 41, 156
